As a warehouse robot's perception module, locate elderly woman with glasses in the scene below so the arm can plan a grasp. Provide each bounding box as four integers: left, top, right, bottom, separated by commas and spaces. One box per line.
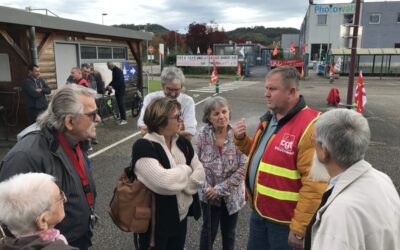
131, 97, 205, 250
196, 96, 247, 250
0, 173, 77, 249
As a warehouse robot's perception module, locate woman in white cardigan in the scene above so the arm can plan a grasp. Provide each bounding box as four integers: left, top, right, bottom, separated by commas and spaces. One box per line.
132, 97, 205, 250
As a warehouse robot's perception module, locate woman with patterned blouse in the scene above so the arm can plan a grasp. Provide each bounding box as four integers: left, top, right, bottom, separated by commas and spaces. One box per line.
196, 96, 247, 250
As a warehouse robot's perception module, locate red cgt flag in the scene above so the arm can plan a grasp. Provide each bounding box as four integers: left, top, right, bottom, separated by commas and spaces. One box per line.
273, 47, 278, 57
354, 70, 367, 113
210, 60, 219, 85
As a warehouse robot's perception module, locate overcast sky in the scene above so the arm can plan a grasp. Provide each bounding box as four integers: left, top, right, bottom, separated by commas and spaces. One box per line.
1, 0, 397, 32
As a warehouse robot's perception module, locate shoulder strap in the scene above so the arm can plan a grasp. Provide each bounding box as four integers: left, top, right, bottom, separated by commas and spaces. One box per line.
176, 136, 194, 165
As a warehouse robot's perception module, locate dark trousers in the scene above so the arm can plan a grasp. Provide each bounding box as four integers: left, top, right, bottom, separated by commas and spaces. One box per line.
115, 90, 126, 120
68, 230, 93, 250
200, 201, 239, 250
139, 217, 187, 250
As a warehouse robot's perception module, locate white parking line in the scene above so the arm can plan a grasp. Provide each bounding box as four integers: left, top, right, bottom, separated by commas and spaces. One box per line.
88, 93, 217, 159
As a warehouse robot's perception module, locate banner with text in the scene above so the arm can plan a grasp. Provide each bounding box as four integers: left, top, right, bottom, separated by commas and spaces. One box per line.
176, 55, 238, 67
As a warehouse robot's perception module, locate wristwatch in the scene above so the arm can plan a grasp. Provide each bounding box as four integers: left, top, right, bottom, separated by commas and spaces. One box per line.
295, 234, 304, 240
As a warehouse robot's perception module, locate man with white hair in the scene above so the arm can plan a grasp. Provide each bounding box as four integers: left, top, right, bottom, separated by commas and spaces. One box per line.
106, 62, 127, 125
305, 108, 400, 250
0, 173, 76, 249
137, 66, 197, 140
0, 84, 100, 250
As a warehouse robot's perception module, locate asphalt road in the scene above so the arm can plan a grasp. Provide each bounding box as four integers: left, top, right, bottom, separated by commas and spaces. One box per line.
1, 66, 397, 249
87, 68, 400, 250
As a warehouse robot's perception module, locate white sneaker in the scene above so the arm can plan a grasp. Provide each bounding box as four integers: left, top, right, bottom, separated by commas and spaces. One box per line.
118, 120, 128, 125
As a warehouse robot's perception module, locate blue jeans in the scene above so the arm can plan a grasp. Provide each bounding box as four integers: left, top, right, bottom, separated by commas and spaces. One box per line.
247, 210, 292, 250
199, 201, 238, 250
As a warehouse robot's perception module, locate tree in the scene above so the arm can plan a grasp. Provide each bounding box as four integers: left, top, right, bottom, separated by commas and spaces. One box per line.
185, 22, 228, 54
160, 31, 186, 55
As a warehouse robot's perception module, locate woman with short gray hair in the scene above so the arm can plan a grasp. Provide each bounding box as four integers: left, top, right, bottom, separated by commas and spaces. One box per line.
0, 173, 76, 249
196, 96, 246, 250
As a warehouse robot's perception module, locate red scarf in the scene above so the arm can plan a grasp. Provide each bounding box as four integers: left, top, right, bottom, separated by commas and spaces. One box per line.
57, 132, 93, 207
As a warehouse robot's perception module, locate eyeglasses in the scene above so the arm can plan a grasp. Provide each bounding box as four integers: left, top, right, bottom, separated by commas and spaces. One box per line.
82, 109, 98, 122
57, 190, 67, 204
164, 86, 182, 93
34, 190, 67, 224
169, 112, 182, 121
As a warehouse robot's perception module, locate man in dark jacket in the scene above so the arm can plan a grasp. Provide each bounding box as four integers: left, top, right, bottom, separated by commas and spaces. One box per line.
22, 64, 51, 124
0, 84, 99, 250
107, 62, 127, 125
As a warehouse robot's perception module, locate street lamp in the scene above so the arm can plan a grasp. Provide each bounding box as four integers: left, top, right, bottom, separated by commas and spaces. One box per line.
102, 13, 108, 25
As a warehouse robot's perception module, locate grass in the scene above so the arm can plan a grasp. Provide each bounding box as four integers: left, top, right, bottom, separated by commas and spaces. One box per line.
143, 79, 162, 95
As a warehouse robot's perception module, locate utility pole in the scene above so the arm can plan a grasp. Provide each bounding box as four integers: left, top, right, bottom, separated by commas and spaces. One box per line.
175, 31, 178, 54
346, 0, 361, 108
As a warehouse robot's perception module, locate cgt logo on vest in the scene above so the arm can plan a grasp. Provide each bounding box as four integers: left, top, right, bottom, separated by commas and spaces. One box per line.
275, 133, 296, 155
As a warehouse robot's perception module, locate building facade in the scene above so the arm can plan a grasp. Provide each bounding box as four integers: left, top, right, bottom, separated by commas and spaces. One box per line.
0, 6, 152, 130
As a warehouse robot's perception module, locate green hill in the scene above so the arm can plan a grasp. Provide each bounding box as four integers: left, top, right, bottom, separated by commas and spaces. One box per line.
114, 23, 299, 46
226, 26, 299, 46
113, 23, 169, 36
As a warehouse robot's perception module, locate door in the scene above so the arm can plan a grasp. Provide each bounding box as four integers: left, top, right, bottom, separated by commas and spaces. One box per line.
55, 43, 78, 89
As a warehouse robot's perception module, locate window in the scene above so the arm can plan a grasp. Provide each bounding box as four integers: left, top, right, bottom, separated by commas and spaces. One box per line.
0, 54, 11, 82
98, 47, 112, 59
395, 43, 400, 48
317, 15, 327, 25
397, 12, 400, 22
80, 45, 127, 60
81, 46, 97, 59
369, 13, 381, 24
113, 47, 127, 59
344, 14, 354, 24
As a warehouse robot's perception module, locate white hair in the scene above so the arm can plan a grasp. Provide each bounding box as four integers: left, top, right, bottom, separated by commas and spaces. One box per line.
37, 84, 96, 132
315, 108, 370, 168
160, 66, 185, 86
0, 173, 56, 235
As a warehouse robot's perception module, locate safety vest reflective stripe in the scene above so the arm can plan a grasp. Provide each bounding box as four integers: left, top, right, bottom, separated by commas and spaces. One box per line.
257, 183, 299, 201
258, 162, 301, 180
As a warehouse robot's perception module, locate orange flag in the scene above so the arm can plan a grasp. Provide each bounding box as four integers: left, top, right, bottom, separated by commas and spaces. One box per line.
209, 61, 219, 85
354, 70, 367, 113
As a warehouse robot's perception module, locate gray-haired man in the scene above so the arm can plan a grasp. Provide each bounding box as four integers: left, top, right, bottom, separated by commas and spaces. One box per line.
0, 84, 100, 250
137, 66, 197, 140
305, 109, 400, 250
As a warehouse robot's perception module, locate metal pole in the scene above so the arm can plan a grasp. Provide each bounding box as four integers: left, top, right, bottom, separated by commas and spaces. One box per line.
175, 31, 177, 54
346, 0, 361, 107
30, 27, 38, 65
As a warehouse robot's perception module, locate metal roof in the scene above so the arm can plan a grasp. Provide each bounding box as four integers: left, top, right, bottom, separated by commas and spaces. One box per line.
330, 48, 400, 55
0, 6, 152, 41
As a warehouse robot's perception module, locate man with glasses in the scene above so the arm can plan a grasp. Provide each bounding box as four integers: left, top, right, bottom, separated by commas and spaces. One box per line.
0, 84, 99, 250
137, 66, 197, 140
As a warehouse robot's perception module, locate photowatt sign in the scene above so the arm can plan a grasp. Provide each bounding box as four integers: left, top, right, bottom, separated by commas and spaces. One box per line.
176, 55, 238, 67
314, 4, 355, 14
